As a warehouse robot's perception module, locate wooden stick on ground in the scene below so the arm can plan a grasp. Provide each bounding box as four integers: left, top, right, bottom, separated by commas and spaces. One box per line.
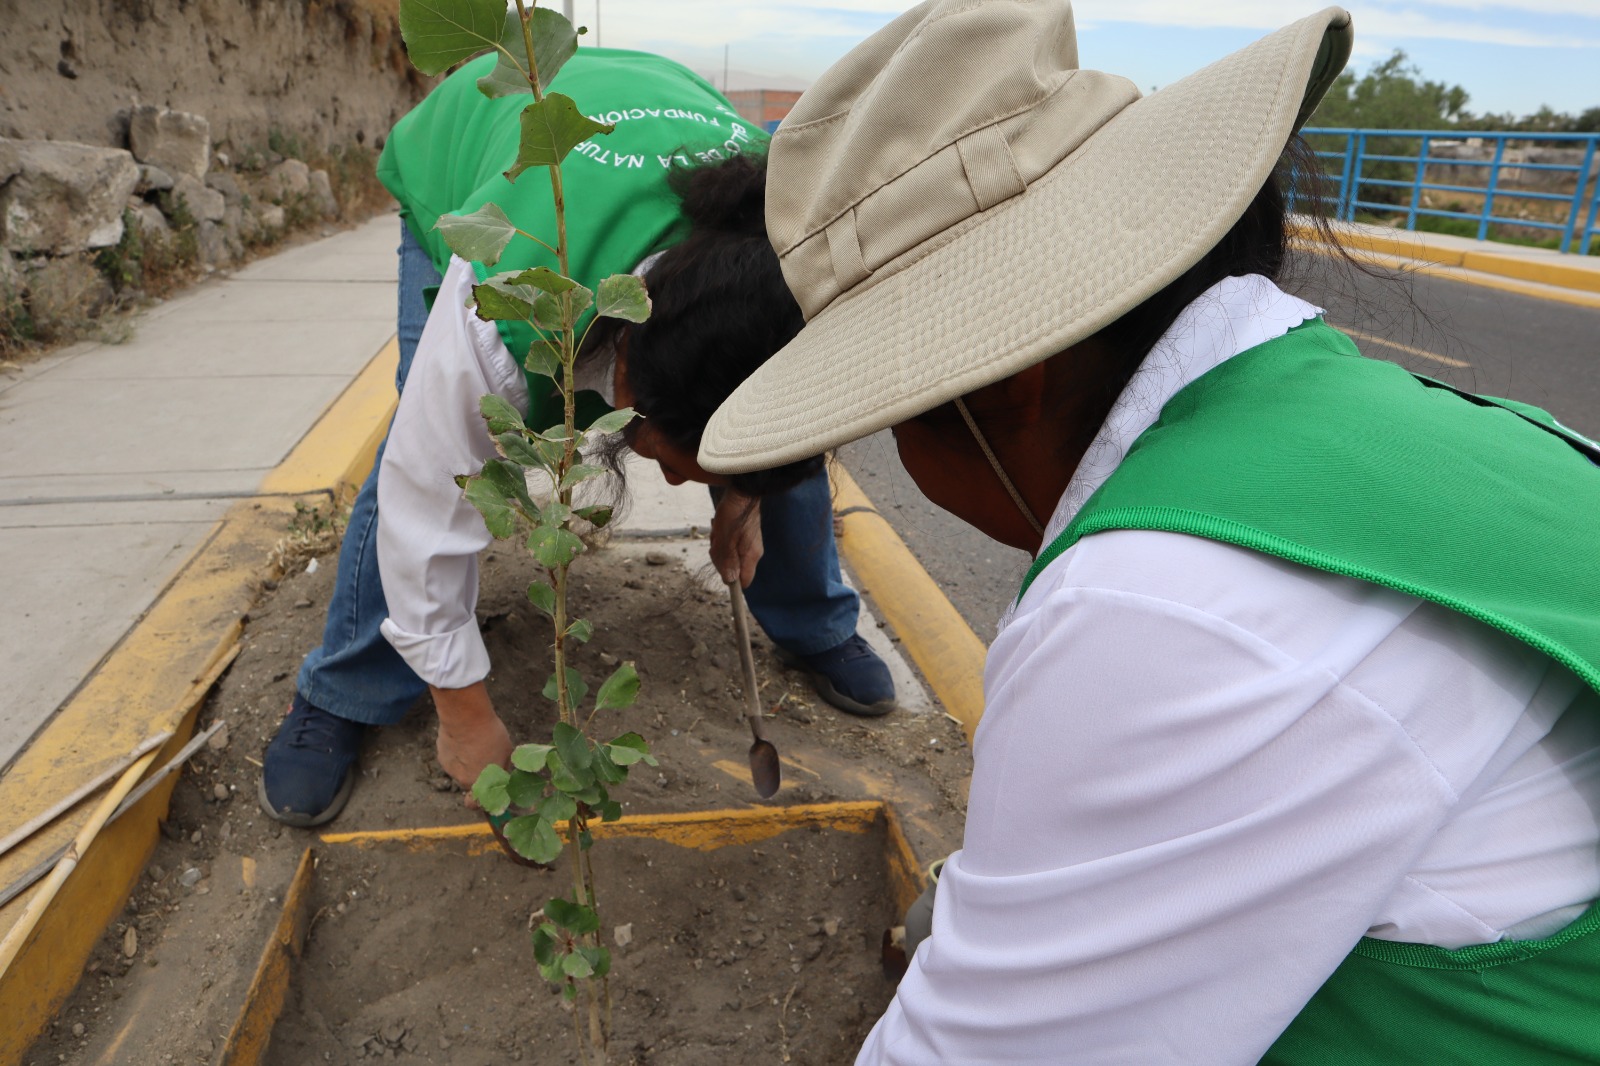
0, 732, 174, 863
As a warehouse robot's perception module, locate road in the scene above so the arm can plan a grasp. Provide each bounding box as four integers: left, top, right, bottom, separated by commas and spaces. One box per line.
840, 251, 1600, 640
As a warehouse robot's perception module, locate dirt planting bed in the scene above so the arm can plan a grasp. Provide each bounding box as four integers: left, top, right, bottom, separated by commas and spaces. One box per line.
33, 534, 970, 1065
268, 825, 896, 1065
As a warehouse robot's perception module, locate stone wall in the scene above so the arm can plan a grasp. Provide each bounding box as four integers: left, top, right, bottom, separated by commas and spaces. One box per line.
0, 0, 429, 158
0, 0, 433, 351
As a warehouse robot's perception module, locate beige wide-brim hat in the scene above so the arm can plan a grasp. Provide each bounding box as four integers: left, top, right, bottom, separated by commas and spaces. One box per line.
700, 0, 1352, 474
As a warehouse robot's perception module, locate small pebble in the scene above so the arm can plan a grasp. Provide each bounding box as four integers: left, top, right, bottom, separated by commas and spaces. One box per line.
598, 652, 619, 667
122, 927, 138, 958
72, 1023, 85, 1038
212, 783, 231, 802
644, 550, 672, 566
208, 724, 230, 751
180, 867, 203, 888
823, 918, 840, 937
148, 864, 166, 882
293, 598, 313, 609
190, 830, 203, 844
613, 923, 634, 947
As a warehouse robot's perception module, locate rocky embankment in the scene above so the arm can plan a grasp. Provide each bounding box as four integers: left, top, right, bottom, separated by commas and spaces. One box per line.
0, 0, 431, 355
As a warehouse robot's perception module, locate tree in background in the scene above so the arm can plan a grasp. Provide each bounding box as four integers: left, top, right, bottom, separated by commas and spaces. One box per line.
1310, 50, 1470, 132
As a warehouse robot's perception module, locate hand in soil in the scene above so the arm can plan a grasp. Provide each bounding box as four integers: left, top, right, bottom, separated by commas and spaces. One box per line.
711, 490, 764, 587
431, 682, 514, 795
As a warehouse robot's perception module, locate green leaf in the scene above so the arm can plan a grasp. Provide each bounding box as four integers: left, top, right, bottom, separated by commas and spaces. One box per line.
508, 266, 580, 295
577, 828, 595, 850
585, 407, 638, 437
594, 662, 641, 712
546, 749, 593, 793
541, 667, 589, 708
546, 897, 601, 935
532, 285, 594, 332
462, 473, 516, 539
606, 731, 657, 767
471, 764, 511, 815
528, 524, 586, 568
496, 431, 549, 472
505, 94, 615, 180
574, 505, 614, 529
565, 618, 593, 644
480, 394, 525, 434
504, 814, 563, 864
595, 274, 652, 323
511, 742, 553, 772
560, 463, 607, 491
581, 944, 612, 978
434, 203, 516, 268
552, 721, 593, 771
561, 981, 578, 1000
398, 0, 506, 76
540, 791, 577, 824
562, 952, 594, 979
475, 6, 580, 98
523, 338, 562, 381
471, 281, 533, 322
590, 744, 624, 785
480, 457, 535, 512
505, 768, 544, 809
525, 580, 556, 618
595, 799, 623, 822
542, 501, 573, 527
532, 923, 559, 964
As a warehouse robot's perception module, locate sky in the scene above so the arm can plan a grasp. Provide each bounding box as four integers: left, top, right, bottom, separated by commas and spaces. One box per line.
568, 0, 1600, 118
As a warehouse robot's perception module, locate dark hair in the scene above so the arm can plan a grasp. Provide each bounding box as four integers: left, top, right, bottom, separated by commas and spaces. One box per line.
586, 154, 817, 497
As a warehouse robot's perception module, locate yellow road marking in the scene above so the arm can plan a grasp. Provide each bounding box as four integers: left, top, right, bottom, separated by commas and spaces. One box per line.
831, 467, 989, 743
1334, 324, 1473, 369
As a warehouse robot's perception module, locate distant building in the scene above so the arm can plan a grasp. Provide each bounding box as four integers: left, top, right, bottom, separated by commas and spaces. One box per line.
724, 89, 803, 129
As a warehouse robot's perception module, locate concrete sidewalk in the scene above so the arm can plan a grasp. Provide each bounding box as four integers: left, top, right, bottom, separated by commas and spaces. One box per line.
0, 215, 400, 769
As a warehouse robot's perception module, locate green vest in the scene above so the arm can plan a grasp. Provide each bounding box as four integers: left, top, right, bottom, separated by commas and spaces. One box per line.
1020, 320, 1600, 1063
376, 47, 766, 430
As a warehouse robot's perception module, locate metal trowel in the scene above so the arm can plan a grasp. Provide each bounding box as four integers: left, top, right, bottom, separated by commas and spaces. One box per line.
728, 580, 781, 798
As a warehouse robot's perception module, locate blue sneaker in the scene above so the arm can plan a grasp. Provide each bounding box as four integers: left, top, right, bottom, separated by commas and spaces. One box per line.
257, 693, 364, 827
781, 633, 897, 717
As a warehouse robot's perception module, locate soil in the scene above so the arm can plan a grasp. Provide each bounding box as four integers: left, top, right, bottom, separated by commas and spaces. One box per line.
32, 534, 972, 1065
267, 827, 896, 1065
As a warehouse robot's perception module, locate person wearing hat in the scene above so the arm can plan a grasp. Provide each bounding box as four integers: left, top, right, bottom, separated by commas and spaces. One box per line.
258, 46, 897, 827
700, 2, 1600, 1062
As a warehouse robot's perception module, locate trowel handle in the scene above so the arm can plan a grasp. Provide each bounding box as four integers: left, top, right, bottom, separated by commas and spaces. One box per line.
728, 581, 766, 740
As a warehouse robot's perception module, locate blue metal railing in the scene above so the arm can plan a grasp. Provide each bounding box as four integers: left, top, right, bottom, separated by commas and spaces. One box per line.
1299, 128, 1600, 255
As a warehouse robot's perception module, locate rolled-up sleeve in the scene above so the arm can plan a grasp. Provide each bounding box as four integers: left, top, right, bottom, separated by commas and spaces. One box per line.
377, 256, 528, 689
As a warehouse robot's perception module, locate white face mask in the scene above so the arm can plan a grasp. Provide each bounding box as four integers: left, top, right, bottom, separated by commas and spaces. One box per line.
953, 396, 1045, 540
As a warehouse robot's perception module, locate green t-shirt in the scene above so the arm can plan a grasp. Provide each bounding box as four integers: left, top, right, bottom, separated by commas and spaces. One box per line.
376, 47, 767, 428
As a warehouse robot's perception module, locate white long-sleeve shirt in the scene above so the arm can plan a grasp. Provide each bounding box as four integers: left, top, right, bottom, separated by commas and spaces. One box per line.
856, 276, 1600, 1064
377, 257, 530, 688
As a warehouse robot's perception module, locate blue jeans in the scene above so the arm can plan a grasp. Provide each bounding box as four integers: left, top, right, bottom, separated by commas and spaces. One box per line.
296, 223, 860, 725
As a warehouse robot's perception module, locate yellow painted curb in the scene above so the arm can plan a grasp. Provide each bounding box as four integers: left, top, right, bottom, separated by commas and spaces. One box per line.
1294, 220, 1600, 302
1460, 249, 1600, 295
1297, 241, 1600, 312
830, 465, 988, 743
322, 800, 885, 854
216, 849, 315, 1066
0, 336, 400, 1066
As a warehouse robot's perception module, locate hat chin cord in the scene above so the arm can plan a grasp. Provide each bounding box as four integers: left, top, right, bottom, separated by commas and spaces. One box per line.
953, 396, 1046, 539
